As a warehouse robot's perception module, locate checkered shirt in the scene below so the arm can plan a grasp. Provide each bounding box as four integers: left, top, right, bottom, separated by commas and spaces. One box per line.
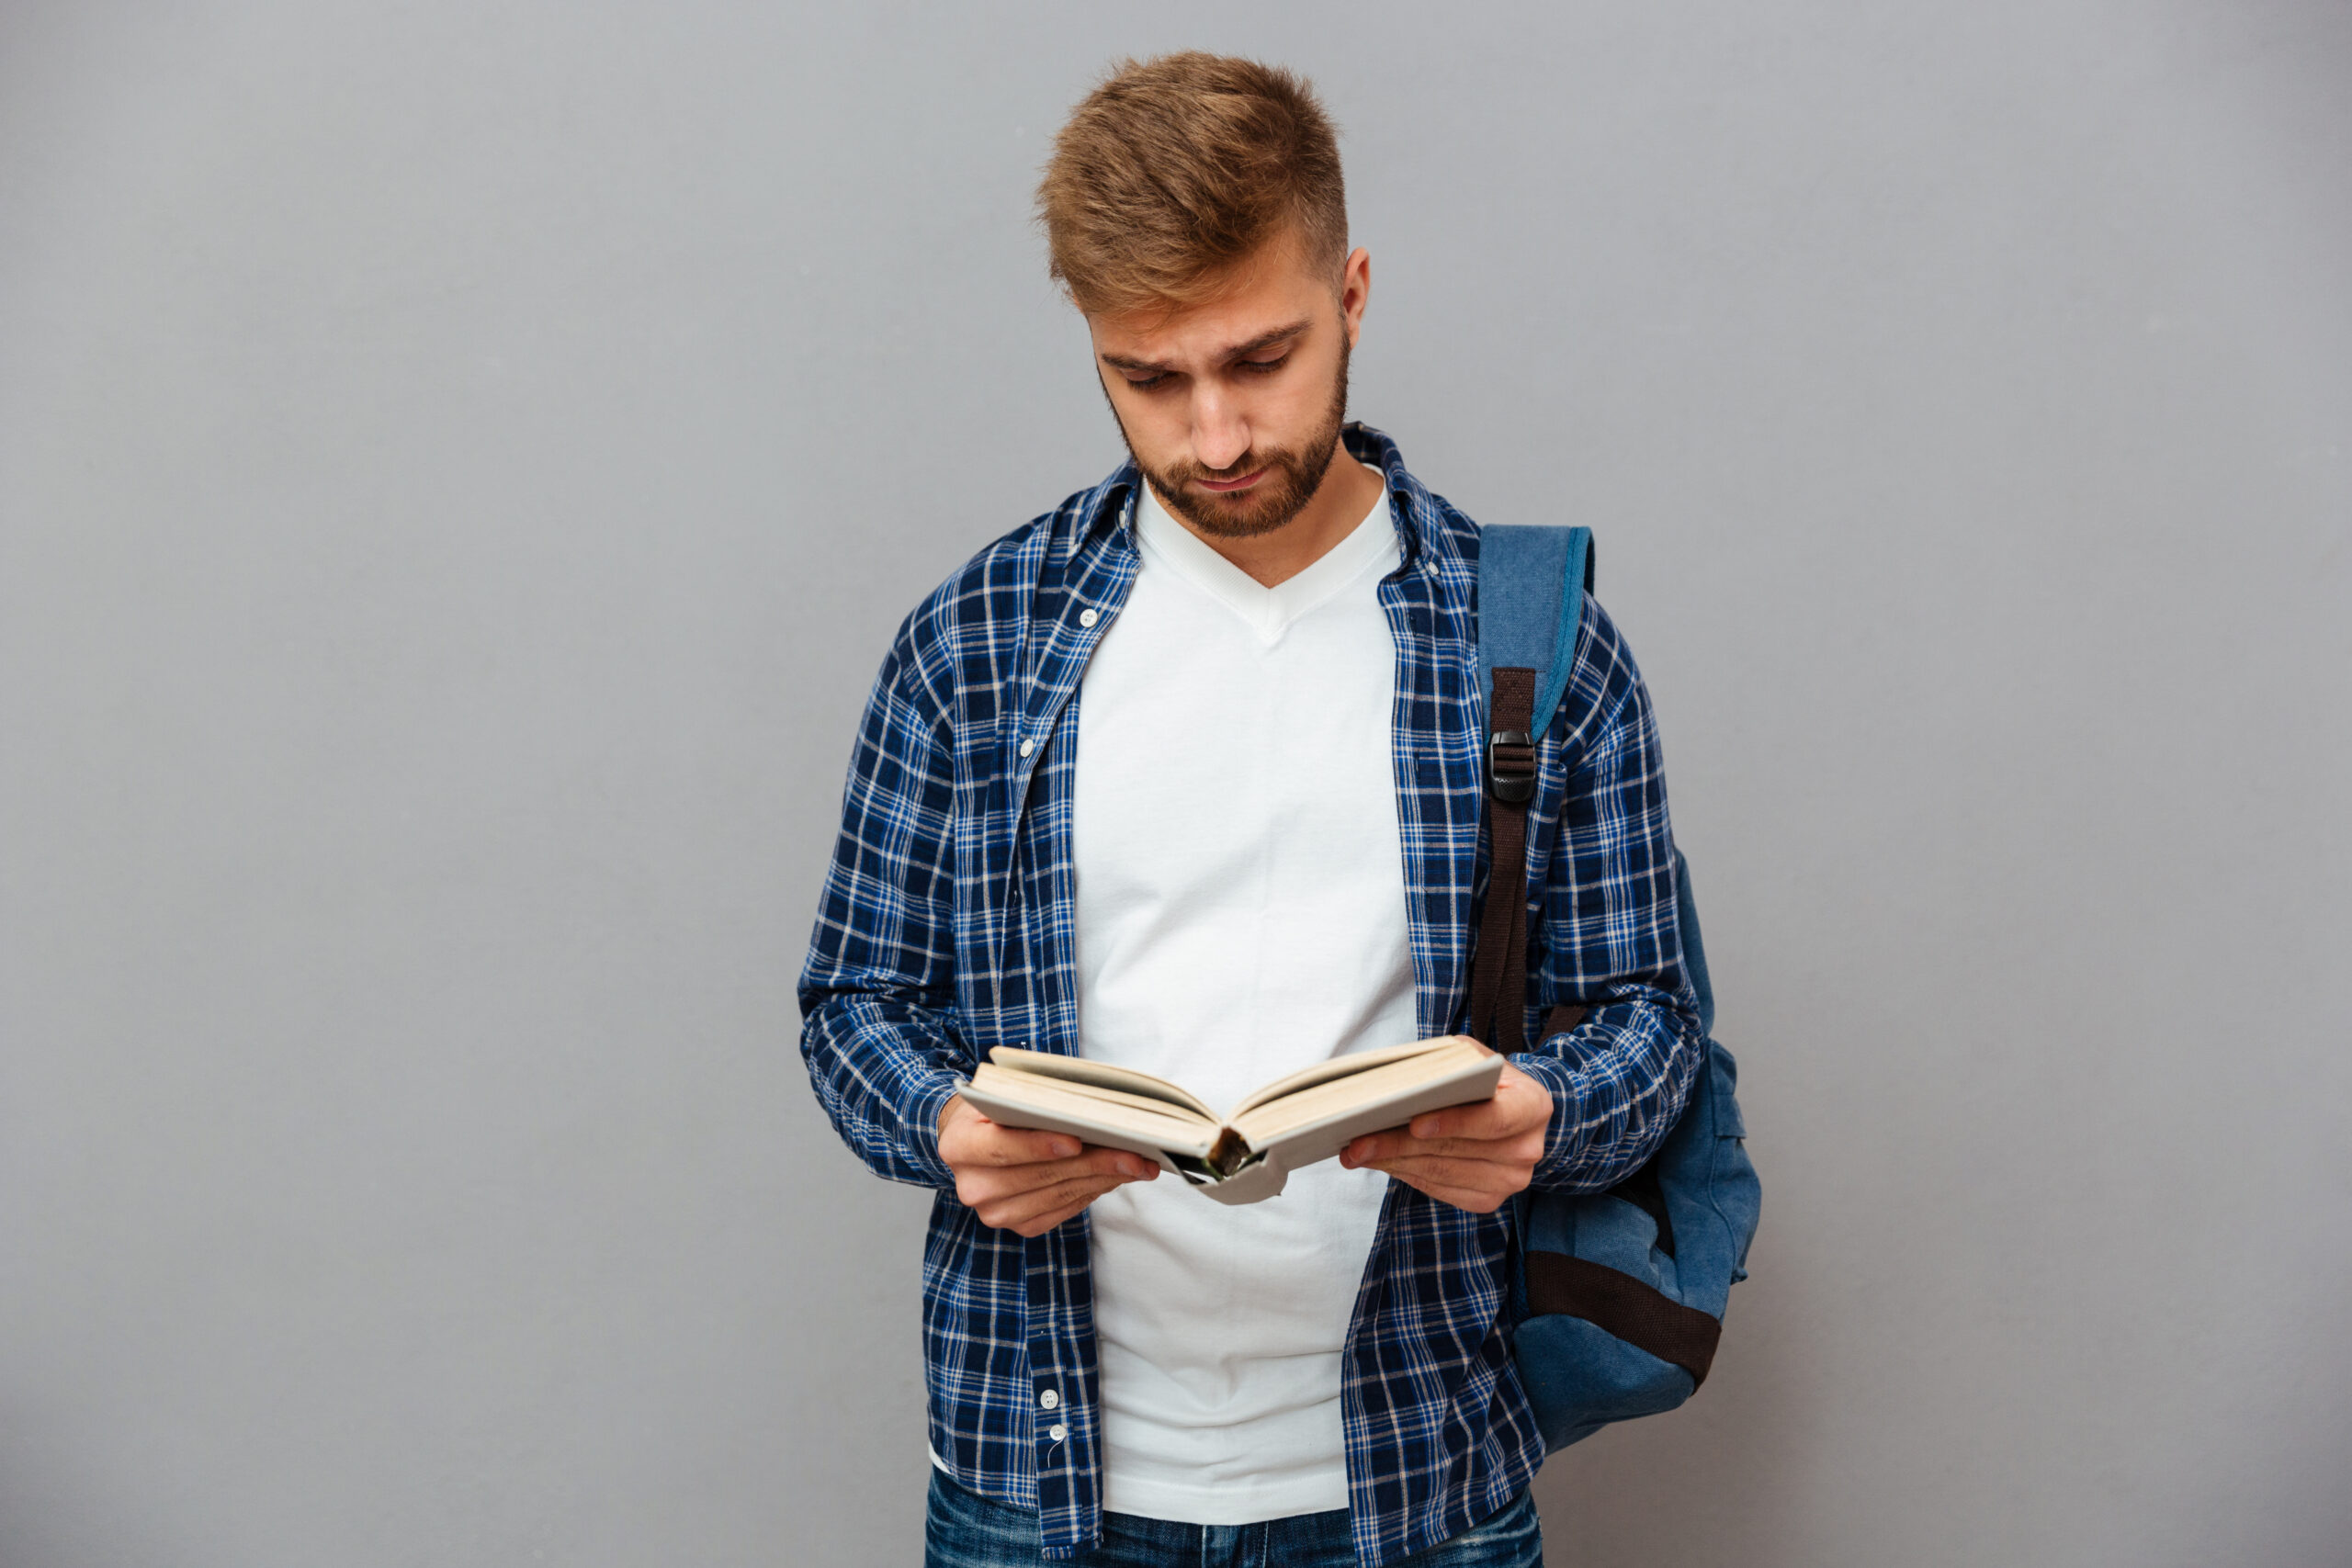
797, 424, 1702, 1566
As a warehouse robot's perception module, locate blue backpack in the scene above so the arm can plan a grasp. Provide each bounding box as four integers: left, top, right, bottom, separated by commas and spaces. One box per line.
1474, 525, 1761, 1452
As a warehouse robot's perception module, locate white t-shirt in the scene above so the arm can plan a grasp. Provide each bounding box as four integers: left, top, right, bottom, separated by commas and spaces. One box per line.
1070, 474, 1420, 1524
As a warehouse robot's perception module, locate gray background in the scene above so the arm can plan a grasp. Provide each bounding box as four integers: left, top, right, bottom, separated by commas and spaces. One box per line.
2, 2, 2346, 1563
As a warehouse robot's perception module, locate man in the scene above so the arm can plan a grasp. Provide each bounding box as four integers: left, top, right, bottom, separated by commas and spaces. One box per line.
800, 52, 1701, 1568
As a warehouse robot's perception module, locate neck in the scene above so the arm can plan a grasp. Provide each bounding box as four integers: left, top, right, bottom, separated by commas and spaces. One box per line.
1151, 449, 1387, 589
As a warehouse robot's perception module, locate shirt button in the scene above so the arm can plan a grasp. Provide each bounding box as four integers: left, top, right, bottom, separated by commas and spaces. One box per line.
1077, 608, 1099, 627
1047, 1423, 1068, 1442
1038, 1389, 1059, 1409
1018, 739, 1035, 758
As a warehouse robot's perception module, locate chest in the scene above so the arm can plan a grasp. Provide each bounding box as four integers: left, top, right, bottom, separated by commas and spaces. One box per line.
943, 532, 1507, 1056
1070, 564, 1403, 896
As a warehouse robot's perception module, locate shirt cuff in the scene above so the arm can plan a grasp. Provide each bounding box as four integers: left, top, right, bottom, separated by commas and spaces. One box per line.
900, 1068, 967, 1190
1510, 1049, 1591, 1190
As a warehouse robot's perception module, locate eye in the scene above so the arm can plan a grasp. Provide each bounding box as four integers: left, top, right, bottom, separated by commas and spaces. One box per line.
1122, 372, 1170, 391
1240, 355, 1289, 376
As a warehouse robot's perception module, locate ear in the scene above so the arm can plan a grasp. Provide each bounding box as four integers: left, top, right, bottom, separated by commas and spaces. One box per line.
1339, 247, 1371, 347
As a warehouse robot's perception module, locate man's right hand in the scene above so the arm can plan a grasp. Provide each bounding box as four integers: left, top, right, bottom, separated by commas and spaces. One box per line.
937, 1094, 1159, 1237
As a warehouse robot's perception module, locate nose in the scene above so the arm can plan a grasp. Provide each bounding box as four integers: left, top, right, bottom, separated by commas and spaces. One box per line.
1189, 384, 1250, 474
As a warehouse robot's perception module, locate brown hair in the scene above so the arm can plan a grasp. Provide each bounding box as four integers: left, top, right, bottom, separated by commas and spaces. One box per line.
1037, 52, 1347, 317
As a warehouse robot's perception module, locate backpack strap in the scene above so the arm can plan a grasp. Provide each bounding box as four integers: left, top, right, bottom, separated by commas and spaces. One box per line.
1470, 525, 1594, 1055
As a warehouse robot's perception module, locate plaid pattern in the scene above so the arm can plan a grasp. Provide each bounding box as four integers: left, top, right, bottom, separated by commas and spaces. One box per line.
799, 425, 1702, 1567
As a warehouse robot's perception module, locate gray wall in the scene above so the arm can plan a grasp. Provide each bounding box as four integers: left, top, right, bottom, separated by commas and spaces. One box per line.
2, 3, 2346, 1563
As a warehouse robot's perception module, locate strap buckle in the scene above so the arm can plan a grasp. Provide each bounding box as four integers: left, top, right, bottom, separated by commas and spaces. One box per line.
1487, 729, 1536, 804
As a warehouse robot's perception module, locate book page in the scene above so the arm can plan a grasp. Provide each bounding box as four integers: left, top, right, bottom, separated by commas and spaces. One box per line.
1227, 1057, 1502, 1186
1227, 1037, 1464, 1120
1229, 1038, 1499, 1151
962, 1066, 1224, 1165
985, 1046, 1219, 1122
986, 1073, 1220, 1126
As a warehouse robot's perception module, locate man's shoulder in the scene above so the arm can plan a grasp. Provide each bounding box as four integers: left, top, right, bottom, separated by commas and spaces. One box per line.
1342, 421, 1478, 580
884, 464, 1134, 690
1550, 590, 1652, 760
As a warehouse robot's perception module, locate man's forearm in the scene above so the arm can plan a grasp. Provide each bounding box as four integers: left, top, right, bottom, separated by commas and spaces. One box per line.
1514, 991, 1702, 1192
798, 630, 970, 1190
799, 991, 967, 1189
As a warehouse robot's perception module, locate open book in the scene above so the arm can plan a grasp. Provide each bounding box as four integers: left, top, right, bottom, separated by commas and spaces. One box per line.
956, 1037, 1503, 1206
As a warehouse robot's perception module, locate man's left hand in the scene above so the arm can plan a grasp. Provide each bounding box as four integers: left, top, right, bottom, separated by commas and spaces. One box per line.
1339, 1052, 1553, 1213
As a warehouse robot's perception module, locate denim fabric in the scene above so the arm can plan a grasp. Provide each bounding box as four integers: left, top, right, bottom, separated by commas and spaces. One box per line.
802, 423, 1701, 1564
924, 1471, 1543, 1568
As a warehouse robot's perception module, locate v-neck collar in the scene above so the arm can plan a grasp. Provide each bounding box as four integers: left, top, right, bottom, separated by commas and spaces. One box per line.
1133, 472, 1396, 644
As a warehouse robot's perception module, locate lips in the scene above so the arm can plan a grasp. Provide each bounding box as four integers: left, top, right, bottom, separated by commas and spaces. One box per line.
1195, 468, 1265, 493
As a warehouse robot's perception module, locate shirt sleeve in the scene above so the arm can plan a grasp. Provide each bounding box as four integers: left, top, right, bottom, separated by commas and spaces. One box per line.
797, 629, 967, 1190
1508, 602, 1705, 1193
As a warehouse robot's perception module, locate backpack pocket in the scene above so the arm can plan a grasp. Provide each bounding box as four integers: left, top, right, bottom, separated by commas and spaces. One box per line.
1704, 1044, 1759, 1284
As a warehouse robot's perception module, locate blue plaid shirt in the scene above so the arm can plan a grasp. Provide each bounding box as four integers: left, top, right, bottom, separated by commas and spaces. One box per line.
799, 424, 1702, 1566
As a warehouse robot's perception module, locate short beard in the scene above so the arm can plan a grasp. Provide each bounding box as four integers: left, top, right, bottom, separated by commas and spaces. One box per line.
1114, 333, 1351, 541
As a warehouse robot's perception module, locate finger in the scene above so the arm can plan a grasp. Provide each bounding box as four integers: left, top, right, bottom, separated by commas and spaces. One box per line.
1408, 1100, 1508, 1141
1034, 1153, 1159, 1202
1363, 1156, 1531, 1213
983, 1173, 1119, 1224
1389, 1176, 1514, 1214
988, 1173, 1129, 1232
962, 1150, 1156, 1211
942, 1109, 1082, 1166
970, 1122, 1084, 1167
1345, 1131, 1478, 1166
1352, 1121, 1548, 1165
1403, 1132, 1548, 1165
1414, 1066, 1552, 1139
1356, 1153, 1534, 1192
1408, 1109, 1533, 1140
1410, 1093, 1549, 1142
1013, 1199, 1106, 1238
1042, 1148, 1158, 1183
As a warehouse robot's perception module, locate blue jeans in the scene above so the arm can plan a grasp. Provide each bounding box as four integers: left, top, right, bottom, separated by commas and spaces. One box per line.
924, 1469, 1543, 1568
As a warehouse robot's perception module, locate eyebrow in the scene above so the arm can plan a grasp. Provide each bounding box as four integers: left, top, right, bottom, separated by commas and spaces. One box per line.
1098, 319, 1313, 376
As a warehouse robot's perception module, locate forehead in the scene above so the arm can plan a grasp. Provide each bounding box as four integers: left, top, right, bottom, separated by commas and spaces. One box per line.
1087, 239, 1331, 366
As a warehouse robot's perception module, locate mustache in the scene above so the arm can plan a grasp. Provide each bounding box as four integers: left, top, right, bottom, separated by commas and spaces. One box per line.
1173, 447, 1298, 485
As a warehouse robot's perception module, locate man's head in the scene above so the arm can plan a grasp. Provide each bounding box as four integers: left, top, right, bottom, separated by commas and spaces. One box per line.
1038, 53, 1368, 540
